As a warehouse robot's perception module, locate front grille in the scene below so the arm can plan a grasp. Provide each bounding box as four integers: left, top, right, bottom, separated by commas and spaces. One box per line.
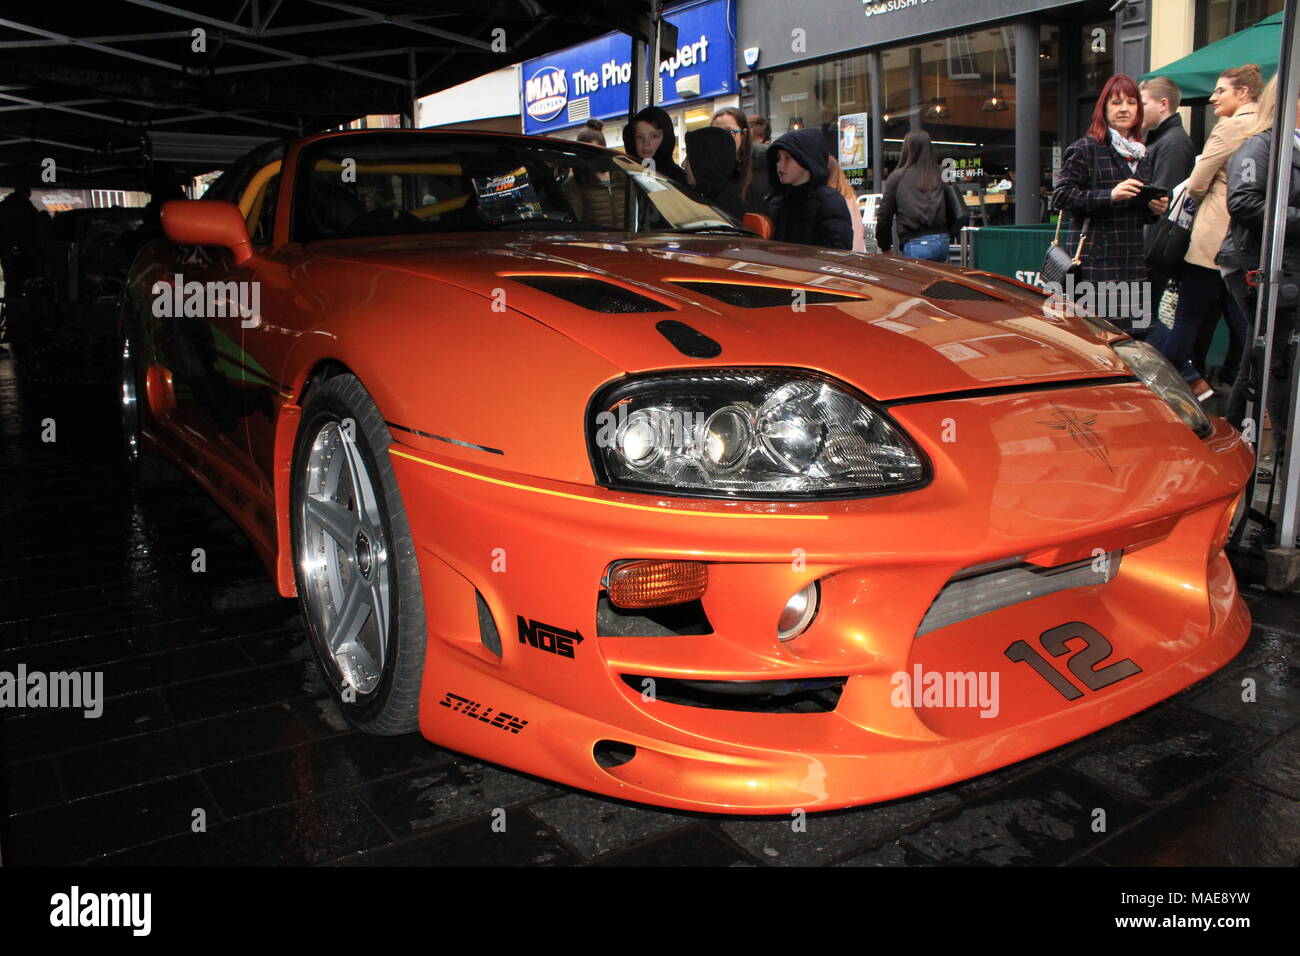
916, 550, 1122, 637
620, 674, 845, 713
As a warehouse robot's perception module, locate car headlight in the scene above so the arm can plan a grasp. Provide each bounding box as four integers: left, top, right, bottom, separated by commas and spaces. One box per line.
588, 369, 927, 499
1112, 340, 1212, 438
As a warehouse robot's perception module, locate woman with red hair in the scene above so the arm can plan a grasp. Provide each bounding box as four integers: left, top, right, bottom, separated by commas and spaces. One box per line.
1051, 74, 1169, 333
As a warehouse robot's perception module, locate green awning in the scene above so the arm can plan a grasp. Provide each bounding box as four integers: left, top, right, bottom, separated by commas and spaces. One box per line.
1141, 11, 1283, 101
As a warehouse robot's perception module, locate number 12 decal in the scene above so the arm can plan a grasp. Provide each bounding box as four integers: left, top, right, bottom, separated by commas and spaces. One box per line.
1005, 622, 1141, 701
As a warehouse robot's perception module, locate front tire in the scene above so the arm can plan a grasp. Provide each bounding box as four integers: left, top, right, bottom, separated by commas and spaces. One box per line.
290, 373, 426, 734
119, 330, 173, 486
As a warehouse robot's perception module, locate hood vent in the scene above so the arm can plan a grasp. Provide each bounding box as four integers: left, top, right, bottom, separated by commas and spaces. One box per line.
510, 275, 672, 313
670, 281, 866, 309
656, 319, 722, 358
922, 280, 1003, 302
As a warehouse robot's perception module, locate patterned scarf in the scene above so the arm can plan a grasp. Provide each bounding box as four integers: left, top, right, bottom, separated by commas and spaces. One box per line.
1108, 127, 1146, 173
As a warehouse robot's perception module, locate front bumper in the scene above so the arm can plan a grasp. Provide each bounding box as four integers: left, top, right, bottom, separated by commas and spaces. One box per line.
390, 382, 1253, 813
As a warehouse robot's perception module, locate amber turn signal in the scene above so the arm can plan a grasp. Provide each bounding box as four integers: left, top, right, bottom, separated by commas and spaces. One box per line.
607, 560, 707, 609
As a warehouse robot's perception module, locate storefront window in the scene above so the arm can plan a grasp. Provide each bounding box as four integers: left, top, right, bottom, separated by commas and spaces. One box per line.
1202, 0, 1283, 44
879, 26, 1047, 223
761, 19, 1062, 221
765, 53, 872, 186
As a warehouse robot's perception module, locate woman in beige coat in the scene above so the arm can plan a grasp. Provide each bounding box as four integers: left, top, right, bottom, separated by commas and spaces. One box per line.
1157, 64, 1262, 399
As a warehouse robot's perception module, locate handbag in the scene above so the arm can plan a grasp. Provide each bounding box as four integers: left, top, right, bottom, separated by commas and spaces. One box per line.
1042, 144, 1097, 285
1145, 184, 1195, 278
1042, 211, 1090, 285
1158, 283, 1179, 329
944, 184, 969, 235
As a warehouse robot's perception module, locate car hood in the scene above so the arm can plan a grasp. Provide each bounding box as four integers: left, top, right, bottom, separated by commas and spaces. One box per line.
310, 233, 1130, 402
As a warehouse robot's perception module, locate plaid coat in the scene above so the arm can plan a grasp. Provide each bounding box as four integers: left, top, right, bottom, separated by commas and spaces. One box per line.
1051, 135, 1157, 297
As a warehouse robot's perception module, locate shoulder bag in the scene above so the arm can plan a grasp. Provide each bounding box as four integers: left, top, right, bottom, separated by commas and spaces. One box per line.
1145, 183, 1195, 278
1042, 143, 1097, 285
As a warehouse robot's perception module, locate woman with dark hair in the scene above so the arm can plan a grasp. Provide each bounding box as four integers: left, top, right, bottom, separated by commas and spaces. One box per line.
1157, 63, 1262, 399
621, 106, 686, 185
683, 126, 745, 221
875, 130, 955, 262
563, 119, 625, 229
1051, 73, 1168, 334
710, 106, 761, 211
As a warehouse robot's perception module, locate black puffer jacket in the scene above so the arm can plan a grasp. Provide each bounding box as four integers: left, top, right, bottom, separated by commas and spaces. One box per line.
621, 106, 687, 186
764, 129, 853, 250
1219, 129, 1300, 278
684, 126, 745, 221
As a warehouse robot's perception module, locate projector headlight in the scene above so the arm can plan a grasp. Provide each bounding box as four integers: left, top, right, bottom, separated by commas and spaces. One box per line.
588, 369, 927, 499
1112, 340, 1213, 438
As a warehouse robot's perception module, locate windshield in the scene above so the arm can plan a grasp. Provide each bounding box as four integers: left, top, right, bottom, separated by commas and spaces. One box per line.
291, 133, 743, 242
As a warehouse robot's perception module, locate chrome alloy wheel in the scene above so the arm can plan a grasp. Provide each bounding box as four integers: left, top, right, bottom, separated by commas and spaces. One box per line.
298, 420, 391, 696
121, 336, 140, 463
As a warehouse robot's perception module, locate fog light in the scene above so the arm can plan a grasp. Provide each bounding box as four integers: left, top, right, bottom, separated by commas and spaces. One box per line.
777, 581, 819, 641
607, 560, 707, 609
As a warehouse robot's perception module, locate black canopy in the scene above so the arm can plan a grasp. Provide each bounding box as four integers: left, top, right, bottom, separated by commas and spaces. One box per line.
0, 0, 653, 187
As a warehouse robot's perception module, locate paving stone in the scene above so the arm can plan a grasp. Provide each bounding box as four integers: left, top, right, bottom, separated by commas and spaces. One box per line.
1093, 776, 1300, 866
1062, 704, 1267, 804
1231, 725, 1300, 799
528, 792, 693, 860
899, 766, 1148, 866
720, 791, 961, 866
360, 759, 560, 837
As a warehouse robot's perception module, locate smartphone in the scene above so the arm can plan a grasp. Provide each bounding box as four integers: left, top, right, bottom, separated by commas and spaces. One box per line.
1132, 183, 1169, 204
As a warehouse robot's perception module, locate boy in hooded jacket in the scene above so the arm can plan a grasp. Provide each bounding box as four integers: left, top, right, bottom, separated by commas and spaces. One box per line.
765, 128, 853, 250
622, 106, 688, 185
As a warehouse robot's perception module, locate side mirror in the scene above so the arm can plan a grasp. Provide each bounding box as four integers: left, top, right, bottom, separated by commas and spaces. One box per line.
743, 212, 773, 240
162, 200, 253, 265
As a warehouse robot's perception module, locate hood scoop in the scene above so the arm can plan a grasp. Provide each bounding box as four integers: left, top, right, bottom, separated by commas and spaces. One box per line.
669, 280, 867, 309
509, 275, 672, 313
921, 279, 1004, 302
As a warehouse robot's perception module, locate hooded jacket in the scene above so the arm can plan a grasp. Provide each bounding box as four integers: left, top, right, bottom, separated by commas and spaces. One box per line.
622, 106, 687, 186
684, 126, 745, 221
764, 129, 853, 250
1219, 128, 1300, 279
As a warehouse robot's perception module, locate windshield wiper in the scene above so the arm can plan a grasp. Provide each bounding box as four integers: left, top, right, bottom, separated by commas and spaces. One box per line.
662, 224, 755, 236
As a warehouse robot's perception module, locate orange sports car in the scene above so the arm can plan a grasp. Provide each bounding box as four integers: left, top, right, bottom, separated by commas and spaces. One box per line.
120, 129, 1253, 813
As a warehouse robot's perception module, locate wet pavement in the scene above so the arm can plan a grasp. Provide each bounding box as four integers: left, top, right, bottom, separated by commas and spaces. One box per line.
1, 336, 1298, 867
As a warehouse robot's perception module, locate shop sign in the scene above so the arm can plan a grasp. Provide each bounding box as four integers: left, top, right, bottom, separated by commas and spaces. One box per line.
520, 0, 736, 135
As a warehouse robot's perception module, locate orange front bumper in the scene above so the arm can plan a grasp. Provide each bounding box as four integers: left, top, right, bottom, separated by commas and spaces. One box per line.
390, 382, 1253, 813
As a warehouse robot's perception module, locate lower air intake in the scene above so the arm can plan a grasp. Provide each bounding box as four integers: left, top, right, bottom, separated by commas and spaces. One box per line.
621, 675, 845, 713
916, 550, 1122, 637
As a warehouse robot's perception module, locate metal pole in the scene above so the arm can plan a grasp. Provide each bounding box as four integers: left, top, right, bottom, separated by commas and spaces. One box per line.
1270, 1, 1300, 548
909, 47, 922, 132
868, 49, 883, 193
1015, 21, 1040, 224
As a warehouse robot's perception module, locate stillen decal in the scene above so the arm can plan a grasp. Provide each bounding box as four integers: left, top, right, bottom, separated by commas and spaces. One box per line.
1038, 405, 1112, 470
439, 691, 528, 733
517, 617, 584, 659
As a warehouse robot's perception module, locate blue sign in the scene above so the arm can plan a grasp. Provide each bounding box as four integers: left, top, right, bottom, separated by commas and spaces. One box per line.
521, 0, 736, 135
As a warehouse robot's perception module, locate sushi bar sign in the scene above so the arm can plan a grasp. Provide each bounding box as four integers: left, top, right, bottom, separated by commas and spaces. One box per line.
862, 0, 941, 17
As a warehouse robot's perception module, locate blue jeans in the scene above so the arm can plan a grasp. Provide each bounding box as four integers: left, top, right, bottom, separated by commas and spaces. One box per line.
1158, 263, 1247, 384
903, 233, 950, 262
